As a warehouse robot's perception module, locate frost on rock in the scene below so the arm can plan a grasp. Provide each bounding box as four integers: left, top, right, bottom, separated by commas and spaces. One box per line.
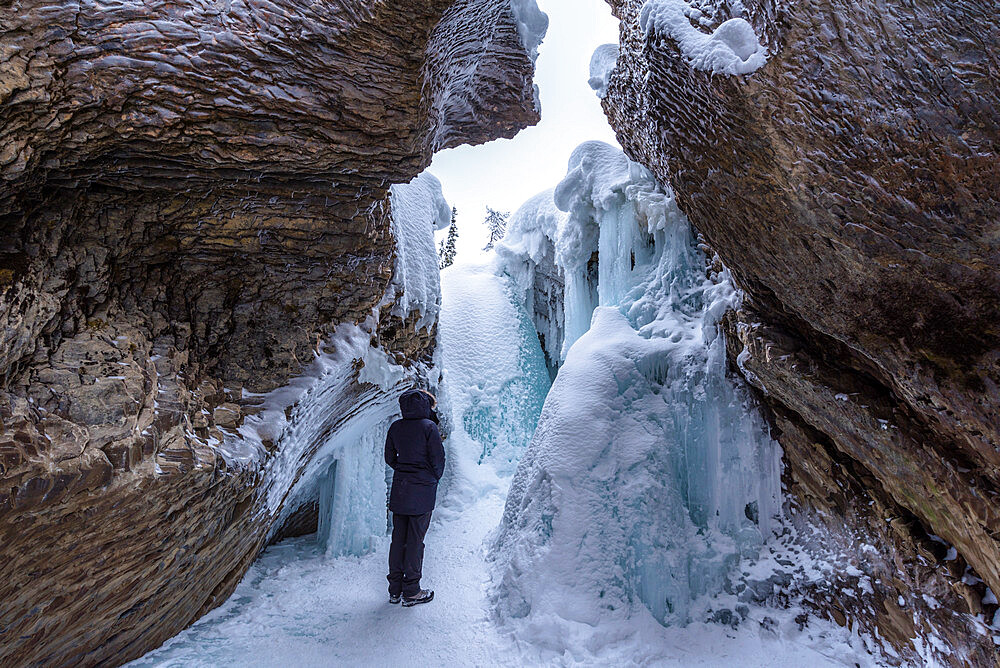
387, 171, 452, 330
588, 44, 620, 99
246, 321, 425, 558
640, 0, 768, 75
491, 141, 782, 638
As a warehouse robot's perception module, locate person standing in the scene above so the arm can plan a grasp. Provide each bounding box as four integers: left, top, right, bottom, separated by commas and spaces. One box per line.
384, 389, 445, 606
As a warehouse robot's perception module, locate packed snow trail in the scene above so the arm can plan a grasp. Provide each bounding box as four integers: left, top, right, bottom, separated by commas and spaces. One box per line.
126, 487, 514, 667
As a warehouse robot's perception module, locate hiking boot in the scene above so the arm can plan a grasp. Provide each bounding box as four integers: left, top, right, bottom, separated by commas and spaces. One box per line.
389, 593, 401, 605
402, 589, 434, 607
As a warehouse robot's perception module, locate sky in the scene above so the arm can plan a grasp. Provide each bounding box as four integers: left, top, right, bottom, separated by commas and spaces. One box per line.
428, 0, 621, 259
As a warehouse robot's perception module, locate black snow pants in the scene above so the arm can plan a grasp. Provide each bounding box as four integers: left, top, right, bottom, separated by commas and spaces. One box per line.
387, 512, 432, 598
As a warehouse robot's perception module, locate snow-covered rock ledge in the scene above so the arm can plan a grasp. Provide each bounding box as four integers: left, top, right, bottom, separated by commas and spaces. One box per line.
639, 0, 768, 75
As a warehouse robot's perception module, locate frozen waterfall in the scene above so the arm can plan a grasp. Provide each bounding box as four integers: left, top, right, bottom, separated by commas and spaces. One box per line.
440, 262, 551, 478
491, 141, 783, 635
127, 152, 867, 668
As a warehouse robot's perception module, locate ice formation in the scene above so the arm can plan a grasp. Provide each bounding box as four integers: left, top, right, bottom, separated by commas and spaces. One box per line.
387, 172, 451, 329
496, 189, 570, 368
491, 141, 783, 636
500, 141, 652, 359
251, 323, 408, 558
312, 426, 393, 558
640, 0, 768, 75
588, 43, 620, 98
439, 262, 551, 478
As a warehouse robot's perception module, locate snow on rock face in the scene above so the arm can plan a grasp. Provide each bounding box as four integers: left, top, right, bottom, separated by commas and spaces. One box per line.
588, 43, 621, 98
492, 142, 782, 635
639, 0, 768, 75
509, 0, 549, 63
387, 171, 451, 329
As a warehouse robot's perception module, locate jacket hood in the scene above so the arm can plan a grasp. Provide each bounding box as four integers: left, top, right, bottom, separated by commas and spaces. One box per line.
399, 389, 431, 420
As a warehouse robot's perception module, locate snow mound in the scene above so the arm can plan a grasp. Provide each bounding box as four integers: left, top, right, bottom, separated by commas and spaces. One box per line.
491, 141, 783, 637
554, 140, 635, 223
387, 171, 451, 329
497, 189, 566, 267
640, 0, 768, 75
509, 0, 549, 64
588, 43, 620, 98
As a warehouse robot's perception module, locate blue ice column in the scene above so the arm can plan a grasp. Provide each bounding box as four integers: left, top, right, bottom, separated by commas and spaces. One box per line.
317, 427, 389, 557
628, 217, 782, 625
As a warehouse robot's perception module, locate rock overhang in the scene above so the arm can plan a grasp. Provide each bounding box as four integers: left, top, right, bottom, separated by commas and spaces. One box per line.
0, 0, 546, 665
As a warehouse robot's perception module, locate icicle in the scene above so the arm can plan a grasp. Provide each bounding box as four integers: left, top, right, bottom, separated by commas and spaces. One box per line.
561, 268, 596, 360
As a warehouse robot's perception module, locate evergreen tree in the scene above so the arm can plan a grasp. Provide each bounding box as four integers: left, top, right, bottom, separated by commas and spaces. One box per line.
440, 206, 459, 268
482, 206, 509, 251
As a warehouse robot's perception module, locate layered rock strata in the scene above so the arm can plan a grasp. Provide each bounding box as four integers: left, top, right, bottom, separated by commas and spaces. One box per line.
0, 1, 540, 665
603, 0, 999, 662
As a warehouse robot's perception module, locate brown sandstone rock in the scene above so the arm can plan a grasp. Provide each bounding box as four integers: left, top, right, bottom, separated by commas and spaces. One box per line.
0, 0, 540, 664
603, 0, 999, 662
213, 403, 243, 430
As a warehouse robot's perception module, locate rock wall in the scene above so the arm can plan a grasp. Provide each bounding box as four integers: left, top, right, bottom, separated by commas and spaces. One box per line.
603, 0, 999, 662
0, 1, 540, 665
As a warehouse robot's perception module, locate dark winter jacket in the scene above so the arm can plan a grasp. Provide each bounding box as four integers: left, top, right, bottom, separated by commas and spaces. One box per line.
385, 390, 445, 515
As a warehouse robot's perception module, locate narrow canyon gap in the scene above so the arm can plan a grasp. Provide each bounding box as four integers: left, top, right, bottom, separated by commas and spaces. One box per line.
1, 0, 997, 666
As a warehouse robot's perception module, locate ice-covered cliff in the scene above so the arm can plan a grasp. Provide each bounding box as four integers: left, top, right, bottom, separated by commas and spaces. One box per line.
0, 1, 545, 665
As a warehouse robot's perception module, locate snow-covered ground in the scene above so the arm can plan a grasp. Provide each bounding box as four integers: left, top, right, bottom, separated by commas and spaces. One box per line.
130, 256, 876, 668
126, 485, 514, 667
126, 500, 867, 667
